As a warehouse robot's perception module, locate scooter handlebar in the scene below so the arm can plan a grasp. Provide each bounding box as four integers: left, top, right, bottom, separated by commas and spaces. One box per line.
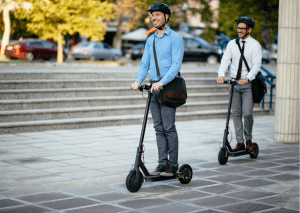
138, 84, 152, 91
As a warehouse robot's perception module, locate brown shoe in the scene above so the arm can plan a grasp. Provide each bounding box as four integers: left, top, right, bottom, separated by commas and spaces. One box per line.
235, 142, 245, 151
246, 139, 254, 153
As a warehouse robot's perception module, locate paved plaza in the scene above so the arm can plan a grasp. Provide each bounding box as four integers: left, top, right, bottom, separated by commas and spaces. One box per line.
0, 115, 299, 212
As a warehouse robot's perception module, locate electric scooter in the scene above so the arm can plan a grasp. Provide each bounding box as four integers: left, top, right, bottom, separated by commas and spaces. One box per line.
218, 80, 259, 165
126, 83, 193, 193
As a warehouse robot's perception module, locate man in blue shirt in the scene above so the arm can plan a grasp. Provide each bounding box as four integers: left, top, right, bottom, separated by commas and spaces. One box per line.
131, 3, 184, 176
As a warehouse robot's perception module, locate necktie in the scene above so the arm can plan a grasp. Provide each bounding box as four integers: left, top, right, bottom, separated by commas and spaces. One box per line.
236, 41, 246, 80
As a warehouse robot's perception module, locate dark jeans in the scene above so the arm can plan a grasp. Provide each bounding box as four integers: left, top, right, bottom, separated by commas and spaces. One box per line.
150, 89, 179, 169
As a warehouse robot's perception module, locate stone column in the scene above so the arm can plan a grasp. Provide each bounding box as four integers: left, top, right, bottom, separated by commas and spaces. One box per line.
275, 0, 300, 143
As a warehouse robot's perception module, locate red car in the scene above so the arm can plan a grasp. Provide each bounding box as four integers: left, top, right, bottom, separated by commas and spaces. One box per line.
2, 39, 65, 61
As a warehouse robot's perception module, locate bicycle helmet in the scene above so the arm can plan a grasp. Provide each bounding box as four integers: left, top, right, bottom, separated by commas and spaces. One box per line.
235, 16, 255, 29
148, 3, 171, 30
148, 3, 171, 17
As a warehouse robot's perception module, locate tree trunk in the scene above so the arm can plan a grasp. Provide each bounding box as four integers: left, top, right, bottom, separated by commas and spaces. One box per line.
0, 4, 10, 61
113, 14, 123, 51
57, 29, 63, 64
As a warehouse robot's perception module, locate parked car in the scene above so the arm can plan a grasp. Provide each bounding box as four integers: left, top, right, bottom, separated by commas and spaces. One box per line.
3, 39, 66, 61
182, 37, 222, 64
70, 41, 122, 61
130, 43, 145, 60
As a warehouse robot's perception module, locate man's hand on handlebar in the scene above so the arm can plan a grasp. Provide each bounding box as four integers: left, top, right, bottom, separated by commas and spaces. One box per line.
151, 82, 163, 93
217, 76, 225, 84
131, 82, 141, 91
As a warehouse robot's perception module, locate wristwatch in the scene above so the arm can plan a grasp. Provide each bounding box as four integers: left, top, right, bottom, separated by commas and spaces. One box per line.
134, 81, 140, 84
245, 77, 249, 82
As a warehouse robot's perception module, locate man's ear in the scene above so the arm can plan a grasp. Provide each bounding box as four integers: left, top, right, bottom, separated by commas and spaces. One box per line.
165, 14, 170, 23
248, 27, 253, 33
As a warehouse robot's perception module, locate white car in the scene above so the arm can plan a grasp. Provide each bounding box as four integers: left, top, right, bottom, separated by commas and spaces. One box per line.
70, 41, 122, 61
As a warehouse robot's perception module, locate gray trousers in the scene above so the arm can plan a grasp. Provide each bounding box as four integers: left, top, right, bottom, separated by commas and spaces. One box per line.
150, 89, 179, 169
231, 82, 254, 144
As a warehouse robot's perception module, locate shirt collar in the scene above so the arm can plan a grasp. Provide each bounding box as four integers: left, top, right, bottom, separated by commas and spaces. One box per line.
154, 26, 171, 38
240, 35, 252, 43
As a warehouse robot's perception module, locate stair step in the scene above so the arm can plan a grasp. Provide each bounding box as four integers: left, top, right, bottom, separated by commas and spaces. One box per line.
0, 108, 275, 134
0, 71, 230, 80
0, 93, 233, 110
0, 78, 223, 90
0, 101, 274, 122
0, 85, 230, 100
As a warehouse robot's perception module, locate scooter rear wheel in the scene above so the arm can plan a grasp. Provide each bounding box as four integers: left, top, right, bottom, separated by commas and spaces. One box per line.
126, 172, 143, 193
218, 148, 228, 165
250, 142, 259, 159
178, 164, 193, 184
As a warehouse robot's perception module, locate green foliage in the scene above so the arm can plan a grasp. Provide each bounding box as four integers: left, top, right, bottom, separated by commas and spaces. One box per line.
219, 0, 279, 46
15, 0, 115, 43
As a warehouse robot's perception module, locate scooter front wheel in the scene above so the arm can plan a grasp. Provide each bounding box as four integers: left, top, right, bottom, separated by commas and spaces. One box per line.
178, 164, 193, 184
126, 172, 143, 193
250, 142, 259, 159
218, 148, 228, 165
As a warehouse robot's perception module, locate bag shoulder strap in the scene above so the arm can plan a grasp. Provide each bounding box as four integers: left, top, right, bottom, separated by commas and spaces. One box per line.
153, 35, 181, 79
235, 38, 250, 72
153, 37, 161, 78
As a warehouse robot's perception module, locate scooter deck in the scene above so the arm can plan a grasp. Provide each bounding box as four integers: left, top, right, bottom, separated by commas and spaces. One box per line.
228, 149, 255, 157
144, 173, 184, 182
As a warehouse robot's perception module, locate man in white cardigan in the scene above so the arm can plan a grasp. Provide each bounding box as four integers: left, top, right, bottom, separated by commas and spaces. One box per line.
217, 17, 262, 153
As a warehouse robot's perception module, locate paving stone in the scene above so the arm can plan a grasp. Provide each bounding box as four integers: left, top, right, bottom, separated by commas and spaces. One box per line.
64, 204, 128, 213
161, 190, 211, 200
208, 174, 250, 183
0, 186, 48, 197
39, 197, 100, 210
62, 185, 117, 196
260, 180, 299, 193
233, 179, 277, 188
277, 152, 300, 158
263, 208, 300, 213
118, 198, 171, 209
0, 199, 25, 208
243, 162, 282, 169
240, 169, 280, 177
193, 170, 226, 178
197, 184, 244, 194
225, 189, 277, 200
191, 195, 241, 208
214, 165, 254, 173
271, 158, 300, 164
260, 149, 288, 154
268, 165, 300, 172
144, 202, 201, 213
194, 210, 224, 213
217, 202, 274, 213
267, 174, 300, 182
171, 179, 217, 188
16, 192, 72, 203
89, 191, 140, 202
0, 205, 49, 213
256, 194, 299, 206
195, 162, 223, 169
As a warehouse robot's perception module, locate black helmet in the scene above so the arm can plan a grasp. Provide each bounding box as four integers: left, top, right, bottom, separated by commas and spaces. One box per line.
236, 16, 255, 29
148, 3, 171, 17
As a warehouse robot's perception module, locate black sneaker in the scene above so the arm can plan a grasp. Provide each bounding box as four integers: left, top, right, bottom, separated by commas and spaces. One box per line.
160, 165, 177, 176
149, 164, 166, 176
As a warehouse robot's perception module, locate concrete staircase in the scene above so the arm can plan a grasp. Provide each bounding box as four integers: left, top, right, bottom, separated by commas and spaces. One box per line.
0, 68, 275, 134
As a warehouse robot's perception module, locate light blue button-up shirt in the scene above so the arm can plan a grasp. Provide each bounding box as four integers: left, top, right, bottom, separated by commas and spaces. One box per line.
136, 27, 184, 86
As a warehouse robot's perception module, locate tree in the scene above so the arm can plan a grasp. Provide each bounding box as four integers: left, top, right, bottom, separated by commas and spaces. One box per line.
0, 0, 17, 61
16, 0, 115, 63
107, 0, 147, 50
218, 0, 279, 47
